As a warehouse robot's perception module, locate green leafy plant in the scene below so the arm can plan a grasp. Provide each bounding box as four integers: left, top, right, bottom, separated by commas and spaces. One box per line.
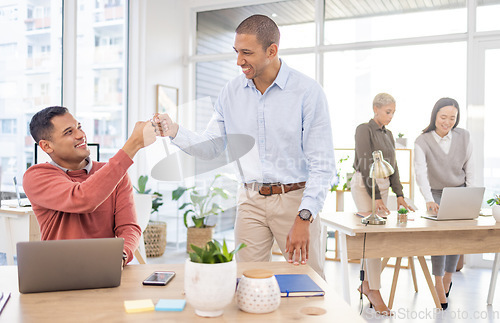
398, 133, 405, 138
487, 194, 500, 206
133, 175, 151, 194
188, 239, 246, 264
172, 174, 231, 228
330, 156, 353, 192
133, 175, 163, 215
398, 207, 409, 214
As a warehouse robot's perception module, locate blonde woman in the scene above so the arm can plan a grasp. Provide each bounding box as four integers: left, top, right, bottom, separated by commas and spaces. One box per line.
351, 93, 414, 315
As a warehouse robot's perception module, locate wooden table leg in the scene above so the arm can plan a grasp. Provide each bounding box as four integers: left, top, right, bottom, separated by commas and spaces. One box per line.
338, 232, 351, 305
487, 253, 500, 305
388, 257, 402, 309
381, 257, 390, 271
409, 256, 418, 293
417, 256, 441, 309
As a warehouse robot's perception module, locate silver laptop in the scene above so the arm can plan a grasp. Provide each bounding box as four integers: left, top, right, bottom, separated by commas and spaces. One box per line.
422, 187, 485, 221
13, 177, 31, 207
17, 238, 124, 293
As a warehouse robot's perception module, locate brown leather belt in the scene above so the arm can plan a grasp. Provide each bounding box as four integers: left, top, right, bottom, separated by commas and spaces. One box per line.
244, 182, 306, 196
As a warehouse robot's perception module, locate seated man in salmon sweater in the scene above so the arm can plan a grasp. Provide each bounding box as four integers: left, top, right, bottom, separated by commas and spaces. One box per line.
23, 106, 156, 266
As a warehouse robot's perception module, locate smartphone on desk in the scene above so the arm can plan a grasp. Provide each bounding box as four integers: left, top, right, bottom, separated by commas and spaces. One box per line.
142, 271, 176, 286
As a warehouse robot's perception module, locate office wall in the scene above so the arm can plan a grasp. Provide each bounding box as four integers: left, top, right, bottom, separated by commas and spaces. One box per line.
144, 0, 185, 117
128, 0, 187, 178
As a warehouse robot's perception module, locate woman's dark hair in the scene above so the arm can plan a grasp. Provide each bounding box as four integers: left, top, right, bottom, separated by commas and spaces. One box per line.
422, 98, 460, 133
29, 106, 68, 143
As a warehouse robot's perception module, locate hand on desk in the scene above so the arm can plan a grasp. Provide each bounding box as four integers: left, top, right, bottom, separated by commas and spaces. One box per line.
285, 216, 310, 265
397, 196, 415, 212
426, 202, 439, 215
375, 199, 390, 216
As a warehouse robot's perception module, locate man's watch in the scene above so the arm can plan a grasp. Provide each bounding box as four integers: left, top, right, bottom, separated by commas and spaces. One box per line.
122, 252, 128, 263
298, 209, 313, 223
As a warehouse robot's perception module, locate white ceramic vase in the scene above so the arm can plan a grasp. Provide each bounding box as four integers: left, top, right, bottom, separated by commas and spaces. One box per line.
236, 269, 281, 314
184, 259, 236, 317
493, 205, 500, 222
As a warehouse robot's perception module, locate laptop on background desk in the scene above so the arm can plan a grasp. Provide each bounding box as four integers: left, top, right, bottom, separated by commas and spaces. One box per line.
422, 187, 485, 221
17, 238, 124, 293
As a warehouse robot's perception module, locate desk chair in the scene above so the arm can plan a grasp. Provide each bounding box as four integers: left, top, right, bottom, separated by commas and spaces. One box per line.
133, 194, 153, 264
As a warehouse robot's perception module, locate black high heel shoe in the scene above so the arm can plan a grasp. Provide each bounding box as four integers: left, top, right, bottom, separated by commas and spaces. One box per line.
445, 282, 452, 298
441, 303, 448, 310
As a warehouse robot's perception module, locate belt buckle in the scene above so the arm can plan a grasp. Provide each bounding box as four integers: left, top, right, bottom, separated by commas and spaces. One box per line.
259, 183, 274, 196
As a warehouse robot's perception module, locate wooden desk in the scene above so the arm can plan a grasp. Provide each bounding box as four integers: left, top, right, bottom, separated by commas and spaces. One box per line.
0, 262, 364, 322
0, 205, 40, 265
321, 211, 500, 308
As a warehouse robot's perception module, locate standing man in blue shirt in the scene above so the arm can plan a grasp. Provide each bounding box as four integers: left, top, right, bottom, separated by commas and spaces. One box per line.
156, 14, 334, 277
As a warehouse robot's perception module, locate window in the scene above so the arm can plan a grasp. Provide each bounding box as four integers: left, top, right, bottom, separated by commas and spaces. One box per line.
477, 0, 500, 32
76, 0, 128, 161
324, 0, 467, 44
0, 0, 62, 188
0, 0, 128, 189
1, 119, 16, 134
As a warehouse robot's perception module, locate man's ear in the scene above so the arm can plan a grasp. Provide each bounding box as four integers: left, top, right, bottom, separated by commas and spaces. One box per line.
38, 140, 54, 154
267, 43, 278, 59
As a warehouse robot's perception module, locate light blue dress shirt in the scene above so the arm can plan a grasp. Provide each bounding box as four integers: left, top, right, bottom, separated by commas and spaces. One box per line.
172, 60, 335, 217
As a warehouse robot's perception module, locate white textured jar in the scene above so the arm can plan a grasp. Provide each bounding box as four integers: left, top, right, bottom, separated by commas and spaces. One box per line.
236, 269, 281, 314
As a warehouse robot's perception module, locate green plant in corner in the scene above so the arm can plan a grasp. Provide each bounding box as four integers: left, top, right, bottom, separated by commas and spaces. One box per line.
487, 194, 500, 206
398, 132, 405, 138
188, 239, 246, 264
172, 174, 232, 228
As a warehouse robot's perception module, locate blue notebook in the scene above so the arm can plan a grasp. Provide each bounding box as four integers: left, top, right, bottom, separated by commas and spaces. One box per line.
274, 274, 325, 297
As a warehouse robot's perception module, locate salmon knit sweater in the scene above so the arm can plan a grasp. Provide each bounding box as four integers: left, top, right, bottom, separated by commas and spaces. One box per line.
23, 149, 141, 263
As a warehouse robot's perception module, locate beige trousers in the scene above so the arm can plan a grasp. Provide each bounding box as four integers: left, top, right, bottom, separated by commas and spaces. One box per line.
234, 186, 325, 278
350, 172, 390, 290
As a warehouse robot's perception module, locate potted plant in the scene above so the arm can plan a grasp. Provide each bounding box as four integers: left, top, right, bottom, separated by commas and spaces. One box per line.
184, 239, 245, 317
133, 175, 166, 258
397, 206, 409, 223
172, 174, 231, 252
396, 132, 407, 148
487, 194, 500, 222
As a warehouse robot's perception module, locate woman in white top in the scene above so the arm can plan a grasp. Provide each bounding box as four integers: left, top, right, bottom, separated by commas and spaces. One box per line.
414, 97, 474, 310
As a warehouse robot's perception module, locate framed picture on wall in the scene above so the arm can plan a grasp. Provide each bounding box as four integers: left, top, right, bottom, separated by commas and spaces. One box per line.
156, 84, 179, 122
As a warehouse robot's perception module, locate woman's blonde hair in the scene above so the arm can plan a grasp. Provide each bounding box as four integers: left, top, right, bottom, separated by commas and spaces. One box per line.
373, 93, 395, 108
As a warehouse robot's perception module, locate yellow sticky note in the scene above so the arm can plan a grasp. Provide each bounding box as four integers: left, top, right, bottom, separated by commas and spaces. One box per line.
124, 299, 155, 313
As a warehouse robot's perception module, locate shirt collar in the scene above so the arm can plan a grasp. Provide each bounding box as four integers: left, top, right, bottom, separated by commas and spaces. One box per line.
50, 157, 93, 174
243, 59, 289, 90
432, 130, 453, 142
369, 119, 387, 133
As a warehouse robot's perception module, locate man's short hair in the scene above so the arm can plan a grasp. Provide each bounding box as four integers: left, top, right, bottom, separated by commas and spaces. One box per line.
236, 14, 280, 50
30, 106, 69, 143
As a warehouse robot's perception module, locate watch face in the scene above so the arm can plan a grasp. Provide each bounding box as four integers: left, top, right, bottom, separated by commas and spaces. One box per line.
299, 209, 311, 220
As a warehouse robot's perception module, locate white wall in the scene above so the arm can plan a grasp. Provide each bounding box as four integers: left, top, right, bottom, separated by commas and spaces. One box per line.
144, 0, 185, 117
129, 0, 186, 179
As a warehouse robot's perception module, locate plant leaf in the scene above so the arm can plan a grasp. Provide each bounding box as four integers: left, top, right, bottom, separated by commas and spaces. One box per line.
212, 187, 229, 199
172, 187, 188, 200
179, 202, 191, 210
